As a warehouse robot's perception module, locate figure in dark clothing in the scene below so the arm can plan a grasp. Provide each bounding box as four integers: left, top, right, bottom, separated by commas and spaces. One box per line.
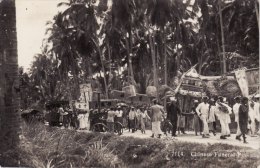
191, 100, 201, 136
166, 97, 181, 137
237, 97, 250, 143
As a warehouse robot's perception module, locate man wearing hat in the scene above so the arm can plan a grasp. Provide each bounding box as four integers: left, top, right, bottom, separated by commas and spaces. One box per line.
166, 97, 181, 137
196, 96, 210, 138
233, 96, 241, 140
191, 99, 202, 136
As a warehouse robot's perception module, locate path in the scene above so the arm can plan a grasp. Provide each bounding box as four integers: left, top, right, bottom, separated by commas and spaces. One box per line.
120, 129, 260, 150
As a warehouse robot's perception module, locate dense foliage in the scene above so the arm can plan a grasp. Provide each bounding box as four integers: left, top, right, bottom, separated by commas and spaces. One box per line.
4, 123, 258, 168
25, 0, 259, 103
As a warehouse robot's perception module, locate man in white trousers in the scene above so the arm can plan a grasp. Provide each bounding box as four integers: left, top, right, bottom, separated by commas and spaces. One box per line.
215, 96, 232, 139
196, 96, 210, 138
233, 96, 241, 140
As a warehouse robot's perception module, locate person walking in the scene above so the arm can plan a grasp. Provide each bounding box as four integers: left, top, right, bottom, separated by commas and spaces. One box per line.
166, 97, 180, 137
107, 107, 116, 133
192, 100, 201, 136
233, 96, 241, 140
208, 99, 216, 136
128, 107, 137, 133
196, 96, 210, 138
249, 97, 258, 137
237, 97, 250, 143
215, 97, 232, 139
150, 100, 165, 138
140, 107, 150, 134
136, 107, 142, 130
115, 106, 123, 135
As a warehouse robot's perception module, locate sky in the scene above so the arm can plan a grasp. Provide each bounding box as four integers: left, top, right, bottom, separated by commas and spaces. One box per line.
16, 0, 65, 71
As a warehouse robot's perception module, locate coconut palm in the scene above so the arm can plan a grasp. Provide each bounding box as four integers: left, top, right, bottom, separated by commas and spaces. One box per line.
0, 0, 20, 165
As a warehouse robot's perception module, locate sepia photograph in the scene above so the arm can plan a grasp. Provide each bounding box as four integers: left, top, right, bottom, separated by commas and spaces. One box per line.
0, 0, 259, 167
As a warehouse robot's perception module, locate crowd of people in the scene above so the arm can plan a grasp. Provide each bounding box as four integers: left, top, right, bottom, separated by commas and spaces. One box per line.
44, 94, 260, 144
191, 95, 260, 143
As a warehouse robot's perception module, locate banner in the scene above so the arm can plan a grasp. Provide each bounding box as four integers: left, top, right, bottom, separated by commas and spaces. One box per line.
79, 84, 92, 102
75, 102, 89, 110
202, 78, 241, 97
235, 69, 249, 97
75, 83, 92, 110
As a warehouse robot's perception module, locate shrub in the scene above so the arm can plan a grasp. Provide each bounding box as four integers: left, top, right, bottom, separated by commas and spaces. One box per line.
15, 122, 260, 168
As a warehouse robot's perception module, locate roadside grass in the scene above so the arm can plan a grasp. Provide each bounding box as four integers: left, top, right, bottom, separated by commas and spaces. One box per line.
6, 122, 260, 168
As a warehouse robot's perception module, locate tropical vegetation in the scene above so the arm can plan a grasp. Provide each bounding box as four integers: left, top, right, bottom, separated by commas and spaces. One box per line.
23, 0, 259, 104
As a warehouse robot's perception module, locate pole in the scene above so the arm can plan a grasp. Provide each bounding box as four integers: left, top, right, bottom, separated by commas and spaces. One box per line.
219, 0, 226, 74
98, 92, 101, 113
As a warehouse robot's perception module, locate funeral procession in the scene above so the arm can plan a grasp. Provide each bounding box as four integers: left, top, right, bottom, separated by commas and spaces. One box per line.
0, 0, 259, 167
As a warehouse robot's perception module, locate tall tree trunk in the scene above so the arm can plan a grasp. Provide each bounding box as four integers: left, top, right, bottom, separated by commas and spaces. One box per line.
107, 43, 112, 79
95, 40, 109, 99
0, 0, 20, 165
163, 29, 167, 85
125, 30, 135, 85
219, 0, 226, 74
149, 33, 158, 99
255, 0, 259, 28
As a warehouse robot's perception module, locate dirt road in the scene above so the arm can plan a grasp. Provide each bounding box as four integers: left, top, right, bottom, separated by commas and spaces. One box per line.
120, 129, 260, 150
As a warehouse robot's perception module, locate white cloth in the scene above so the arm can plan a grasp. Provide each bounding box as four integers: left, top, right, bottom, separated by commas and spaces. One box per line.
129, 110, 137, 120
248, 101, 257, 135
152, 121, 163, 137
78, 114, 86, 129
200, 115, 209, 135
233, 103, 241, 122
84, 113, 90, 130
220, 102, 232, 124
235, 69, 249, 97
219, 116, 229, 136
208, 106, 216, 123
196, 102, 209, 116
233, 103, 241, 135
249, 101, 255, 121
215, 102, 231, 136
254, 102, 260, 122
116, 110, 123, 117
196, 102, 210, 135
236, 121, 241, 136
107, 110, 115, 122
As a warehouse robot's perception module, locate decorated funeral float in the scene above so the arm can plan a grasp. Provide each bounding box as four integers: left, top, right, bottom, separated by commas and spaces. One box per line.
174, 66, 259, 132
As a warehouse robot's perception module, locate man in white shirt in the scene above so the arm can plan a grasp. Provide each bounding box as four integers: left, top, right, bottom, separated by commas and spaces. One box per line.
233, 96, 241, 140
215, 96, 232, 139
196, 96, 210, 138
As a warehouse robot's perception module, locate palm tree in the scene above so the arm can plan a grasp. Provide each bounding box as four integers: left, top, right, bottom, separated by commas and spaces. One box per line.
0, 0, 20, 165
